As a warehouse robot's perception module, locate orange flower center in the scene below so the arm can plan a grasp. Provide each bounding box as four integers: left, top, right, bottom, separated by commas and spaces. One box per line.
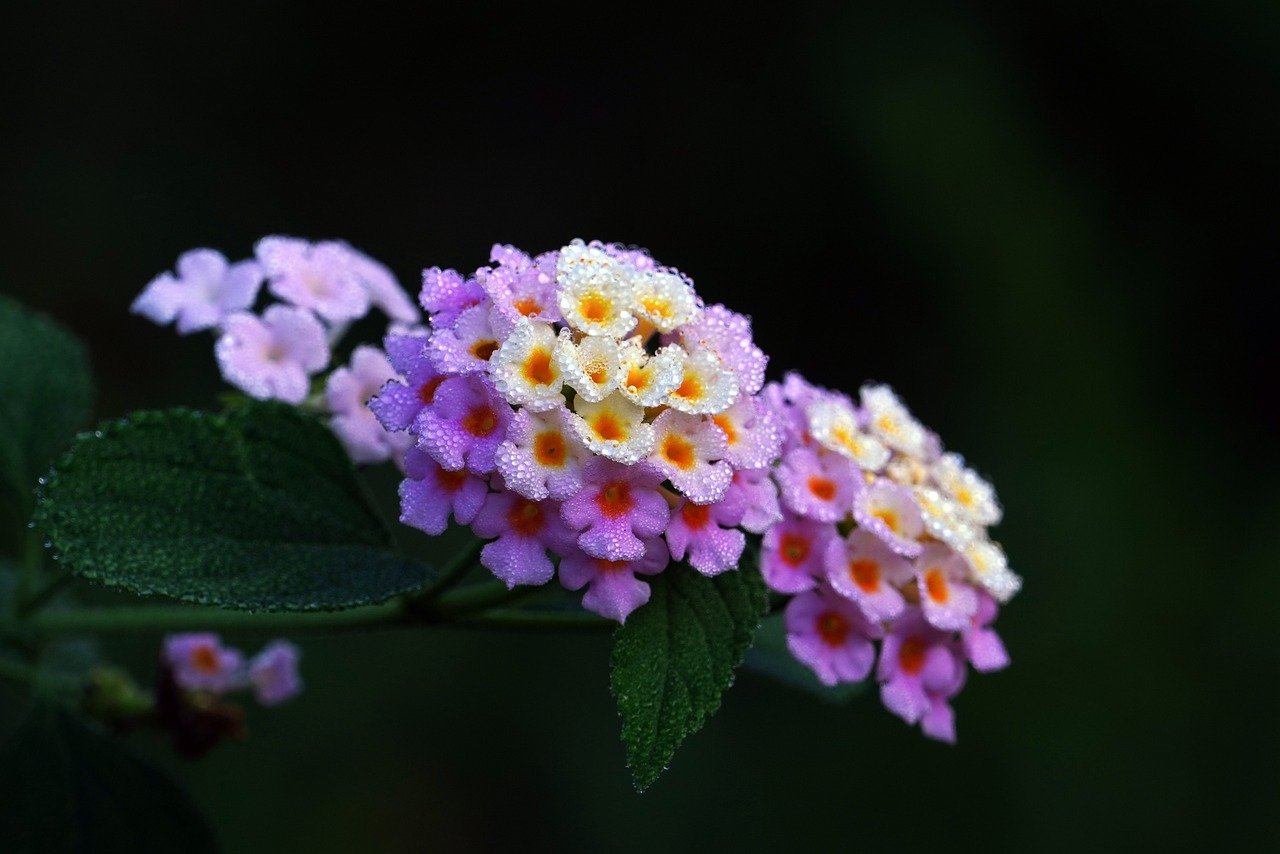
661, 434, 696, 470
591, 412, 625, 442
596, 481, 634, 518
626, 366, 650, 393
672, 373, 702, 402
191, 644, 221, 674
522, 348, 555, 385
580, 293, 609, 323
470, 339, 499, 362
681, 502, 711, 529
533, 431, 566, 467
779, 533, 809, 566
924, 568, 950, 603
872, 508, 901, 533
507, 499, 545, 537
849, 559, 881, 593
711, 413, 738, 445
462, 405, 498, 437
807, 476, 837, 502
817, 612, 850, 647
595, 558, 630, 573
513, 296, 542, 317
418, 376, 445, 405
435, 467, 467, 492
898, 636, 927, 675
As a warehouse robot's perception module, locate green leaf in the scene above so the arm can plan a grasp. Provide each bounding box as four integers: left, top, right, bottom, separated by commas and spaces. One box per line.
610, 560, 769, 791
0, 298, 94, 506
0, 703, 217, 853
33, 402, 433, 611
742, 613, 868, 703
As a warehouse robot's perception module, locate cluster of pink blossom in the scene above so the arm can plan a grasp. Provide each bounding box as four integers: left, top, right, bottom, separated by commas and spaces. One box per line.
163, 633, 302, 707
132, 239, 421, 465
756, 374, 1021, 742
370, 240, 782, 621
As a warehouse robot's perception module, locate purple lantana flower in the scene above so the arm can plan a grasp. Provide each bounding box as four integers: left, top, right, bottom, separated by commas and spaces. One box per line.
249, 640, 303, 706
325, 345, 412, 465
398, 447, 488, 535
471, 492, 577, 588
132, 248, 263, 334
852, 478, 925, 557
710, 397, 782, 471
426, 303, 500, 375
785, 586, 881, 687
962, 592, 1010, 672
664, 496, 746, 577
726, 467, 783, 535
914, 543, 980, 631
776, 446, 857, 523
255, 236, 372, 324
560, 457, 670, 562
369, 332, 445, 434
164, 633, 245, 694
343, 248, 420, 324
559, 536, 669, 623
420, 267, 485, 328
877, 607, 968, 743
646, 409, 732, 505
416, 375, 511, 474
215, 305, 329, 404
825, 528, 915, 622
759, 513, 835, 594
680, 304, 768, 396
480, 246, 561, 337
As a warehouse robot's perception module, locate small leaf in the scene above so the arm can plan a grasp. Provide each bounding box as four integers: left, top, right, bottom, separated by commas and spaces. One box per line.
0, 297, 94, 504
742, 613, 868, 703
34, 402, 433, 610
0, 703, 218, 853
610, 561, 768, 791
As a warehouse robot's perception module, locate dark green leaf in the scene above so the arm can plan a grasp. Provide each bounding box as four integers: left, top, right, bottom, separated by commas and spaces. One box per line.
0, 703, 217, 853
33, 402, 433, 610
610, 560, 768, 791
742, 613, 868, 703
0, 298, 94, 506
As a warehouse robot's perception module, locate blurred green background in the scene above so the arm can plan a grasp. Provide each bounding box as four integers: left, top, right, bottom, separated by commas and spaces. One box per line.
3, 1, 1278, 850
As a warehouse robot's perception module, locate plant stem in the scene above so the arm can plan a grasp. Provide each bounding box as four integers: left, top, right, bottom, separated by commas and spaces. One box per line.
412, 539, 485, 604
18, 570, 74, 617
452, 609, 613, 632
16, 601, 412, 637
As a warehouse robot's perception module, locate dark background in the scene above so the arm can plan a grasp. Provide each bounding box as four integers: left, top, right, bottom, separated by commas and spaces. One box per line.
3, 1, 1278, 851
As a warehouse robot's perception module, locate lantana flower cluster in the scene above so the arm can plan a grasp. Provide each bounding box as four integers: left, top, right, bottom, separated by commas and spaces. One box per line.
163, 633, 303, 707
757, 374, 1021, 742
370, 240, 782, 622
132, 239, 421, 465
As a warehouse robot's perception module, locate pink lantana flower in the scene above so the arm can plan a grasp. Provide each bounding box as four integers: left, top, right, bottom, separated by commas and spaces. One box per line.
325, 345, 412, 465
420, 267, 485, 329
726, 467, 783, 535
963, 592, 1010, 672
249, 640, 303, 707
398, 448, 488, 536
914, 543, 980, 631
852, 478, 925, 558
776, 447, 857, 523
164, 633, 245, 694
559, 537, 669, 623
132, 248, 262, 334
369, 332, 445, 434
877, 608, 968, 743
471, 492, 577, 588
255, 236, 372, 324
416, 375, 511, 474
664, 497, 746, 577
214, 305, 329, 404
493, 409, 586, 501
759, 514, 835, 594
825, 528, 915, 623
784, 585, 881, 687
560, 458, 670, 562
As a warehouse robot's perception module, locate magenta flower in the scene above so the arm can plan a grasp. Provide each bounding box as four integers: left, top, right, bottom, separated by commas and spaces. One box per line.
877, 608, 968, 743
852, 478, 926, 557
776, 446, 857, 523
759, 513, 835, 594
664, 498, 746, 577
471, 491, 577, 588
784, 586, 881, 687
963, 592, 1010, 672
646, 409, 732, 505
214, 305, 329, 404
163, 633, 245, 694
369, 332, 446, 434
325, 346, 412, 465
560, 458, 670, 561
679, 304, 768, 396
249, 640, 303, 706
825, 528, 915, 622
480, 246, 561, 336
398, 447, 488, 535
255, 236, 372, 324
709, 397, 782, 471
416, 375, 511, 474
494, 408, 586, 501
426, 303, 500, 375
914, 543, 980, 631
132, 248, 263, 335
420, 266, 485, 328
559, 537, 669, 623
726, 467, 783, 535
